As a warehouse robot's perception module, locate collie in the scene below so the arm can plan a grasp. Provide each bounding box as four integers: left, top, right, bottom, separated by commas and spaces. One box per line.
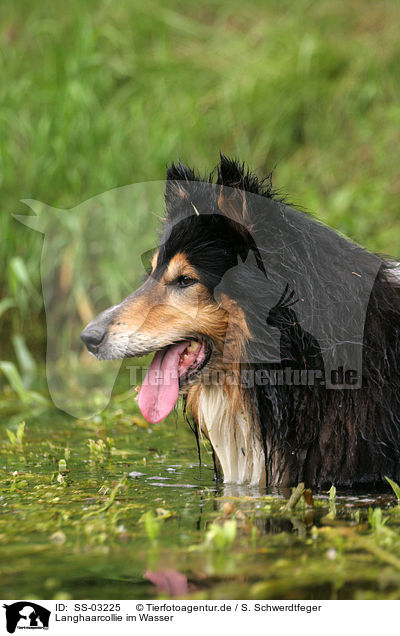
81, 156, 400, 489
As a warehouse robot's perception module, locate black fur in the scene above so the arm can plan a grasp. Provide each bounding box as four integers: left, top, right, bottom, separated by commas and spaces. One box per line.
163, 155, 400, 490
266, 284, 325, 371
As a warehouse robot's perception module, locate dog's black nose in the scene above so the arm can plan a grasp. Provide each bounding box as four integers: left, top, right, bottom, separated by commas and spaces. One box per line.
80, 326, 106, 352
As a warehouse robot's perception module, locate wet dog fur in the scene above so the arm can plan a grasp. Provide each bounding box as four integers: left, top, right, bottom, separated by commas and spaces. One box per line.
81, 156, 400, 490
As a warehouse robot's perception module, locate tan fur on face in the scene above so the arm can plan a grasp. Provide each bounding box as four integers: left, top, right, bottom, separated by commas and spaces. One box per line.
105, 249, 264, 485
163, 253, 199, 284
108, 253, 231, 354
108, 252, 250, 368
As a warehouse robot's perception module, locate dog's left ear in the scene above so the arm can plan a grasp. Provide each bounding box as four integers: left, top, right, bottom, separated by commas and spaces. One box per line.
165, 161, 200, 220
166, 161, 197, 184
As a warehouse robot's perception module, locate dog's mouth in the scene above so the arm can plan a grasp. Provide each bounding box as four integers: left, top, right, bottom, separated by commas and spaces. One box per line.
138, 338, 212, 424
177, 338, 212, 382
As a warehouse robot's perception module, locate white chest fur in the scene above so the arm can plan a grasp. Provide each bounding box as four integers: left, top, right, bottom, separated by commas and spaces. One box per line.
197, 385, 266, 486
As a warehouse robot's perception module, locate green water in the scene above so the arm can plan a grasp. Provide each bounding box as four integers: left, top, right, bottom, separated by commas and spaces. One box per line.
1, 392, 400, 601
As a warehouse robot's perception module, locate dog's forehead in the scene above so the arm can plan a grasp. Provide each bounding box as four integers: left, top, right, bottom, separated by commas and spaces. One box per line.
152, 250, 199, 283
153, 213, 251, 291
156, 215, 205, 267
151, 228, 199, 279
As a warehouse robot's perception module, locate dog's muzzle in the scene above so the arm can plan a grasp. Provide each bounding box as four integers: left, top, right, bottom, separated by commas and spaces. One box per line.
80, 304, 120, 355
80, 324, 106, 353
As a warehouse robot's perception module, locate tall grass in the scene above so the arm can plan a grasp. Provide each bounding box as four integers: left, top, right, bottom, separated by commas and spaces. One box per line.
1, 0, 400, 360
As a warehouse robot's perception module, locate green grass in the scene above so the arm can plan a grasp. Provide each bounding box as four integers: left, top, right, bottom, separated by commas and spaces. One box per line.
1, 0, 400, 360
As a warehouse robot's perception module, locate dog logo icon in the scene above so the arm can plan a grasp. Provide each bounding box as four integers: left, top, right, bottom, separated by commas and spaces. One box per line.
3, 602, 51, 634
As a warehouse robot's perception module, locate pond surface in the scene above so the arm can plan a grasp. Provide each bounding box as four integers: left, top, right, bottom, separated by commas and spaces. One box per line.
1, 392, 400, 600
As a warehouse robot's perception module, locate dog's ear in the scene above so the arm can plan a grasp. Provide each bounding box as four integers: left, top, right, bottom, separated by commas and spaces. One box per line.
215, 154, 278, 228
216, 154, 263, 195
165, 161, 199, 220
166, 161, 197, 183
214, 155, 253, 228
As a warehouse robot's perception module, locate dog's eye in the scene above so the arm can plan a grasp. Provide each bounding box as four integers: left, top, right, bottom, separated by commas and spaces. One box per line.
176, 275, 197, 288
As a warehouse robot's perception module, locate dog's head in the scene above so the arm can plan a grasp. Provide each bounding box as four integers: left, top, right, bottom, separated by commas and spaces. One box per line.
80, 156, 270, 422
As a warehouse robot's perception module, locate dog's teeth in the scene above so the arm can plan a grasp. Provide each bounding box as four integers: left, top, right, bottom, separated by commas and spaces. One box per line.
187, 340, 201, 352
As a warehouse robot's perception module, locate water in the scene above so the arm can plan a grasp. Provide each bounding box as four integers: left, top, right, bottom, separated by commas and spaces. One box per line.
1, 396, 400, 600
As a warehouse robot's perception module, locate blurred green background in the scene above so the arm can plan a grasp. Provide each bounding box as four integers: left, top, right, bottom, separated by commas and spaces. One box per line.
1, 0, 400, 366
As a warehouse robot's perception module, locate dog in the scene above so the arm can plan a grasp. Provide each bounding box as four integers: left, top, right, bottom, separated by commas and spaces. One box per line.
81, 156, 400, 490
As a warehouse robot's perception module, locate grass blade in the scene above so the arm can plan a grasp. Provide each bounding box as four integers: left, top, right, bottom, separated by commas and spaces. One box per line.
385, 476, 400, 501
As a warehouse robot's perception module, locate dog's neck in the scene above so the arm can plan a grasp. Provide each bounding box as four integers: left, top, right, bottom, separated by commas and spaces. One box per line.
195, 384, 266, 486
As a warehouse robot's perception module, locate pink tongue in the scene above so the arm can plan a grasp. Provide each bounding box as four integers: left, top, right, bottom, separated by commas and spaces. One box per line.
138, 341, 190, 424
